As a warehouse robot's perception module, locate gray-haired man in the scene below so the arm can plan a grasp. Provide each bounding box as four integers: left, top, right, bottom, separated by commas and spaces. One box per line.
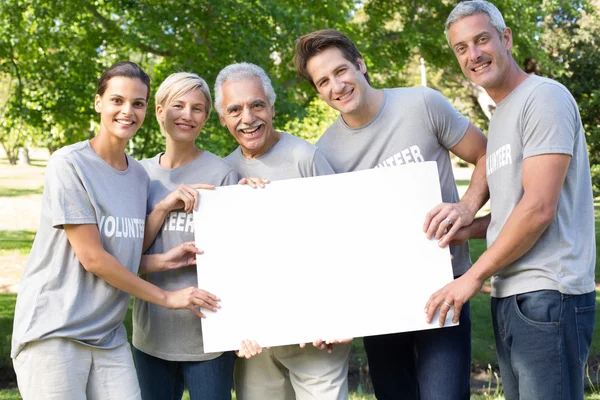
426, 2, 596, 399
214, 62, 350, 400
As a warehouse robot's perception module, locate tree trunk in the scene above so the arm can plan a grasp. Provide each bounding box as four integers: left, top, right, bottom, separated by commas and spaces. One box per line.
17, 147, 30, 165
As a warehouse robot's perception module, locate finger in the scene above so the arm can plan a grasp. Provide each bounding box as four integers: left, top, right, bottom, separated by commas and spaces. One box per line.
249, 340, 262, 356
238, 340, 250, 358
422, 204, 442, 234
439, 223, 461, 248
425, 292, 443, 323
248, 177, 265, 188
453, 302, 463, 324
194, 295, 219, 311
426, 211, 448, 239
190, 183, 215, 191
434, 214, 455, 240
187, 304, 205, 319
181, 242, 202, 255
299, 343, 306, 349
438, 300, 453, 327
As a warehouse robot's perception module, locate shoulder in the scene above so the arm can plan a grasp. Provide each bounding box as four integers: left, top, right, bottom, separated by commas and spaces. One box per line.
200, 150, 237, 174
127, 156, 151, 181
281, 132, 318, 158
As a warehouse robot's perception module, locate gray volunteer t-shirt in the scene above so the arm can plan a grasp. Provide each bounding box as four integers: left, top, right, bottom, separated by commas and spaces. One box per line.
486, 75, 596, 298
133, 150, 238, 361
317, 87, 471, 276
11, 140, 148, 359
225, 131, 334, 180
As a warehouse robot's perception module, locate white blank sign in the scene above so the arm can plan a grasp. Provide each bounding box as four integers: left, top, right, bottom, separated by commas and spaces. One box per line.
194, 161, 455, 353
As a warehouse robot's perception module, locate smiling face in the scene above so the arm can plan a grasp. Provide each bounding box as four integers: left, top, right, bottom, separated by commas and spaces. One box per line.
447, 13, 513, 96
218, 76, 279, 158
306, 47, 370, 118
157, 89, 208, 143
94, 76, 148, 142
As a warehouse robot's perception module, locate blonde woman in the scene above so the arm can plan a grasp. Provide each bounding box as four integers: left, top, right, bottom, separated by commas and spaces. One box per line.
133, 72, 239, 400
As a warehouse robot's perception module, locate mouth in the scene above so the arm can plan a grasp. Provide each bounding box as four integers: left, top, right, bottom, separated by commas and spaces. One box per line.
115, 119, 135, 127
175, 123, 195, 131
471, 62, 491, 73
237, 122, 264, 136
336, 88, 354, 101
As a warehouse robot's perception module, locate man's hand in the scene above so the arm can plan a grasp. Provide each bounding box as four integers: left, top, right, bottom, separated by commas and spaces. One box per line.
158, 183, 215, 214
163, 242, 203, 271
236, 339, 263, 359
423, 201, 475, 247
300, 338, 353, 353
424, 273, 483, 326
164, 286, 220, 318
238, 177, 270, 188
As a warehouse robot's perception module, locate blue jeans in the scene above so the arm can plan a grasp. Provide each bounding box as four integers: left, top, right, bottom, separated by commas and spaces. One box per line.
133, 347, 235, 400
363, 301, 471, 400
491, 290, 596, 400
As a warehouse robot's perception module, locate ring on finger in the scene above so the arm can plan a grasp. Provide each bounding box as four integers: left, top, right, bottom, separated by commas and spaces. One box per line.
444, 217, 452, 225
442, 301, 452, 308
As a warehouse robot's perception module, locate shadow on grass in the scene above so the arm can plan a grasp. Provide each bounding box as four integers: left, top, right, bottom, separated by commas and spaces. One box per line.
0, 231, 35, 252
0, 187, 43, 198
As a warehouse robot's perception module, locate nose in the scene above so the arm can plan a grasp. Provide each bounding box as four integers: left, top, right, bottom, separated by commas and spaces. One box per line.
121, 102, 133, 116
182, 105, 192, 120
468, 44, 481, 63
331, 76, 345, 93
241, 106, 254, 124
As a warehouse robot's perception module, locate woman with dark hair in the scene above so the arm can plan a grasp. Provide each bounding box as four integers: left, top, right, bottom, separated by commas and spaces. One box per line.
11, 61, 219, 400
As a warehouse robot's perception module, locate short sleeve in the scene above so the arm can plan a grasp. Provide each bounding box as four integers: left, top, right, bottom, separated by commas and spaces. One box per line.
422, 88, 470, 150
46, 155, 96, 228
220, 169, 240, 186
522, 83, 576, 159
311, 148, 335, 177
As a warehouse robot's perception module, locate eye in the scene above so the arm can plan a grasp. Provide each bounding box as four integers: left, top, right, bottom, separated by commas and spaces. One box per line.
134, 101, 146, 108
227, 106, 241, 116
478, 36, 488, 43
172, 104, 183, 109
454, 46, 466, 55
318, 79, 329, 88
336, 68, 347, 76
111, 98, 123, 104
252, 103, 266, 110
193, 106, 204, 112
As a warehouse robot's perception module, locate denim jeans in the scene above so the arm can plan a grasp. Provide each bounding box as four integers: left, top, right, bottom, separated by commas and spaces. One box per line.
363, 301, 471, 400
133, 347, 235, 400
491, 290, 596, 400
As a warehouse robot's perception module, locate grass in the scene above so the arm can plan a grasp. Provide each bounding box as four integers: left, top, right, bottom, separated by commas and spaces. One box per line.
0, 187, 43, 198
0, 231, 35, 253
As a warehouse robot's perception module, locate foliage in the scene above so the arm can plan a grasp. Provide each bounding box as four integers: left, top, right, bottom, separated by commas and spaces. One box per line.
0, 0, 357, 159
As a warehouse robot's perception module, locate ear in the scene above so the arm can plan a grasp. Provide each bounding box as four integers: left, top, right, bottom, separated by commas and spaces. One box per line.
271, 105, 275, 118
94, 94, 102, 113
156, 104, 165, 122
503, 27, 513, 51
357, 58, 367, 74
219, 114, 226, 127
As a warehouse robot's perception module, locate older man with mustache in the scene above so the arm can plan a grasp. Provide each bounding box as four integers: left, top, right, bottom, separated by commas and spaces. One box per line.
215, 62, 350, 400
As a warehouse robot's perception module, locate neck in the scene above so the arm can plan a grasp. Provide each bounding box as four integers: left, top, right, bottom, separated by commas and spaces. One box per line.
341, 87, 384, 128
162, 138, 202, 168
90, 132, 128, 171
242, 130, 282, 159
486, 59, 529, 104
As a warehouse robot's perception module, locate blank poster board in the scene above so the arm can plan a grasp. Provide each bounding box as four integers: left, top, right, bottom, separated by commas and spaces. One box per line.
194, 161, 456, 353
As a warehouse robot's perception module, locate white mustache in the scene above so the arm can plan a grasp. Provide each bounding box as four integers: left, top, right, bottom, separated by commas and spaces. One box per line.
236, 121, 264, 131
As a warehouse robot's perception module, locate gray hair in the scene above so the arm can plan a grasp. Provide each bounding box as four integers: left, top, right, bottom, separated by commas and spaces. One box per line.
214, 62, 277, 116
445, 1, 506, 45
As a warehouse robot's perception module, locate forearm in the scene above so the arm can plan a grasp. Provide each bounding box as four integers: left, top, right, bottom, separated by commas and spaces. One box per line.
459, 154, 489, 217
466, 214, 490, 239
143, 203, 170, 252
465, 197, 553, 284
139, 253, 167, 274
85, 251, 169, 307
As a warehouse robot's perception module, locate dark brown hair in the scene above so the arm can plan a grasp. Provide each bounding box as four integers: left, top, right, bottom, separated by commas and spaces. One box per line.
294, 29, 370, 88
96, 61, 151, 100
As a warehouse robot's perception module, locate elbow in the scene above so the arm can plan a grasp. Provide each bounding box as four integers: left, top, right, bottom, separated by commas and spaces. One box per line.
78, 250, 105, 275
532, 202, 557, 228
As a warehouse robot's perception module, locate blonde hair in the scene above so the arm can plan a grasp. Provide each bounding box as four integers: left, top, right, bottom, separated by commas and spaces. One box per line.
155, 72, 212, 135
